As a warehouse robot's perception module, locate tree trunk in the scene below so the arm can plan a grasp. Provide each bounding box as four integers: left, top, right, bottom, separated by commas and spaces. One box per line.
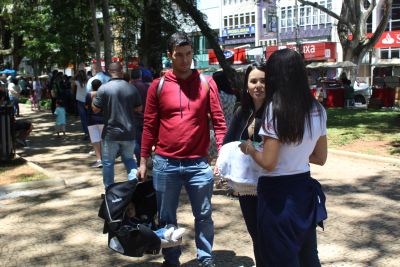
102, 0, 112, 72
142, 0, 162, 75
89, 0, 101, 68
172, 0, 238, 88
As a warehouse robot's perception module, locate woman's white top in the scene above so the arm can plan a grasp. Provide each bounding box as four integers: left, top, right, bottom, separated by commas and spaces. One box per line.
75, 80, 86, 102
258, 103, 327, 176
217, 141, 268, 195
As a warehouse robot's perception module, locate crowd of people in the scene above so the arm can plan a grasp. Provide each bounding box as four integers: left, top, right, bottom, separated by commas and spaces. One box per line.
0, 31, 329, 267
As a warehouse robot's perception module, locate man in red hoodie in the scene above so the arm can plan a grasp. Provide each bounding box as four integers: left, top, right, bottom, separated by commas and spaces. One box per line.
137, 32, 226, 267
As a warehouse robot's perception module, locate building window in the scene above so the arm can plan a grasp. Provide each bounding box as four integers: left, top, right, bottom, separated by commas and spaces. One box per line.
305, 6, 311, 25
281, 8, 286, 28
224, 17, 228, 28
246, 13, 250, 25
319, 1, 326, 24
240, 13, 244, 26
251, 12, 255, 26
381, 49, 389, 59
327, 0, 332, 23
392, 49, 400, 58
234, 14, 239, 28
313, 7, 318, 24
229, 15, 233, 29
287, 7, 293, 28
300, 7, 305, 26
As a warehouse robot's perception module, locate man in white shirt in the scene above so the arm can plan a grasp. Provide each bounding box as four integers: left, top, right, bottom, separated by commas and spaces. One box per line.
86, 63, 110, 92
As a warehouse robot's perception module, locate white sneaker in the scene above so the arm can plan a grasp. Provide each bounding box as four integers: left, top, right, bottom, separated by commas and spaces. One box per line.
163, 226, 175, 241
88, 150, 96, 156
171, 228, 186, 241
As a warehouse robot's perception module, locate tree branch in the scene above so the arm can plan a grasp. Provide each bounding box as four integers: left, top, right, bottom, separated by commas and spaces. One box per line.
365, 0, 376, 19
367, 0, 392, 47
298, 0, 355, 33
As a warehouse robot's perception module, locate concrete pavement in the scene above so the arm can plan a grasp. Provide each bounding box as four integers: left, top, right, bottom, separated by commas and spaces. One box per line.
0, 105, 399, 266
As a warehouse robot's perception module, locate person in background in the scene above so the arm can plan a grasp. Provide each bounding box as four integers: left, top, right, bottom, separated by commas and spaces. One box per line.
220, 63, 267, 267
86, 63, 110, 93
54, 99, 66, 138
129, 68, 149, 164
92, 62, 142, 189
240, 49, 328, 266
208, 71, 237, 162
8, 76, 20, 117
85, 79, 104, 168
72, 70, 89, 140
33, 77, 42, 111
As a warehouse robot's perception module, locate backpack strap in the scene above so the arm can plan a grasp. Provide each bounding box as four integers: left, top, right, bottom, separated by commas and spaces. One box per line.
156, 72, 209, 99
199, 74, 209, 93
157, 76, 165, 98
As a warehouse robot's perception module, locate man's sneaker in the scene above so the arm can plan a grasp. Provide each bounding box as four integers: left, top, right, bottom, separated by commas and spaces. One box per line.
88, 150, 96, 156
91, 160, 103, 168
161, 260, 180, 267
199, 259, 216, 267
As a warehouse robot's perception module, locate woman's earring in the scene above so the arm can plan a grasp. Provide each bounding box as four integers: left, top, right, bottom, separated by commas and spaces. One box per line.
246, 90, 249, 93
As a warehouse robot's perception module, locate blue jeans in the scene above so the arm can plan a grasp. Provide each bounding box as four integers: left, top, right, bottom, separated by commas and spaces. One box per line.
152, 154, 214, 265
101, 140, 137, 189
77, 101, 88, 135
9, 95, 19, 116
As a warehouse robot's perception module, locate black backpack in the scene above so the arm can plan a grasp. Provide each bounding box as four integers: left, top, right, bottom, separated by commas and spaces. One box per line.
98, 180, 161, 257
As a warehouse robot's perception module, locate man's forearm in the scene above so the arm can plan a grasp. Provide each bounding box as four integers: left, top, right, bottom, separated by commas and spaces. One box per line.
140, 156, 149, 167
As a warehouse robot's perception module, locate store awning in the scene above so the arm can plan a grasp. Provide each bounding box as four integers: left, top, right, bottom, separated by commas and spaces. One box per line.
246, 47, 264, 56
372, 58, 400, 67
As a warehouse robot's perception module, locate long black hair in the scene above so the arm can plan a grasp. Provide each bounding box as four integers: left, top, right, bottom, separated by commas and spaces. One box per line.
241, 63, 267, 114
263, 48, 323, 144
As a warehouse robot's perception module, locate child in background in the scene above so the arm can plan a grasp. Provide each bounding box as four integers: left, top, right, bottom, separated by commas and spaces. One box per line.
54, 99, 66, 137
29, 89, 38, 111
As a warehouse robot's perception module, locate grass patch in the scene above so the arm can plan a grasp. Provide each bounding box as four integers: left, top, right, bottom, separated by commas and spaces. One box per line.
0, 158, 49, 185
326, 108, 400, 156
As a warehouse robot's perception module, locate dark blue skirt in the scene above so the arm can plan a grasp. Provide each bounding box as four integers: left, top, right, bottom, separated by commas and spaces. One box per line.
256, 172, 327, 266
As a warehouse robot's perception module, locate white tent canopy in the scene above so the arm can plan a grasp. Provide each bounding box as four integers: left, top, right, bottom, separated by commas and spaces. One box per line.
306, 61, 357, 69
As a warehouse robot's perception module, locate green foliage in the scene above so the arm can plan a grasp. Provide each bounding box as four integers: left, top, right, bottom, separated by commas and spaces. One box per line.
40, 99, 51, 109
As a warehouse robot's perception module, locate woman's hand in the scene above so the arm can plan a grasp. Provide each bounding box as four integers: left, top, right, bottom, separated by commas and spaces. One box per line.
239, 140, 255, 156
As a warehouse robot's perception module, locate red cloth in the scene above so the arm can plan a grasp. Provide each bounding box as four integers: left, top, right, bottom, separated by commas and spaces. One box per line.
141, 70, 227, 159
325, 89, 344, 108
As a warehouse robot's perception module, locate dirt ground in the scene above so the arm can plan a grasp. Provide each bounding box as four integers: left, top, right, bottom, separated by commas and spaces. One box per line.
339, 139, 400, 158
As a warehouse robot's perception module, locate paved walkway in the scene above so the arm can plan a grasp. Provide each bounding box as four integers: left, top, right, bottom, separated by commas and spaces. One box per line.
0, 105, 399, 267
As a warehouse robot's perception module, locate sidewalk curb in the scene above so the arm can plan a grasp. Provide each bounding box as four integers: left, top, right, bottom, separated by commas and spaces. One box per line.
330, 149, 400, 165
0, 160, 66, 195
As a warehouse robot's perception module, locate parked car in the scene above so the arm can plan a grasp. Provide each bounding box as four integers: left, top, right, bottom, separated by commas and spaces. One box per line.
353, 79, 372, 105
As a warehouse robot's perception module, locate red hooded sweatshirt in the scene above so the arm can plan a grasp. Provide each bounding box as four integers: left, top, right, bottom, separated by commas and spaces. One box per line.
141, 69, 227, 159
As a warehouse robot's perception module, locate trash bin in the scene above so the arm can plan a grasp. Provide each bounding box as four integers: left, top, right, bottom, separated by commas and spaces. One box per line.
0, 105, 15, 161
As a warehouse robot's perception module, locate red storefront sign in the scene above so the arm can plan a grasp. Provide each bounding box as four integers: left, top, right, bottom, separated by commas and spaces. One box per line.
265, 42, 336, 61
349, 31, 400, 48
208, 48, 247, 65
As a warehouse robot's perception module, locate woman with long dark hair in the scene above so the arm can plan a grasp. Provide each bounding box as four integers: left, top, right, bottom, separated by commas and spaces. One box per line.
240, 49, 328, 266
218, 63, 267, 266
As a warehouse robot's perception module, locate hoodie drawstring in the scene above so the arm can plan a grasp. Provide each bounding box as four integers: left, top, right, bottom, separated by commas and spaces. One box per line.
179, 86, 183, 118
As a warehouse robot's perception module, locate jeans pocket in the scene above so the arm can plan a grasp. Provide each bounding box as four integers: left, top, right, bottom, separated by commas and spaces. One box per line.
195, 160, 209, 169
153, 158, 167, 172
